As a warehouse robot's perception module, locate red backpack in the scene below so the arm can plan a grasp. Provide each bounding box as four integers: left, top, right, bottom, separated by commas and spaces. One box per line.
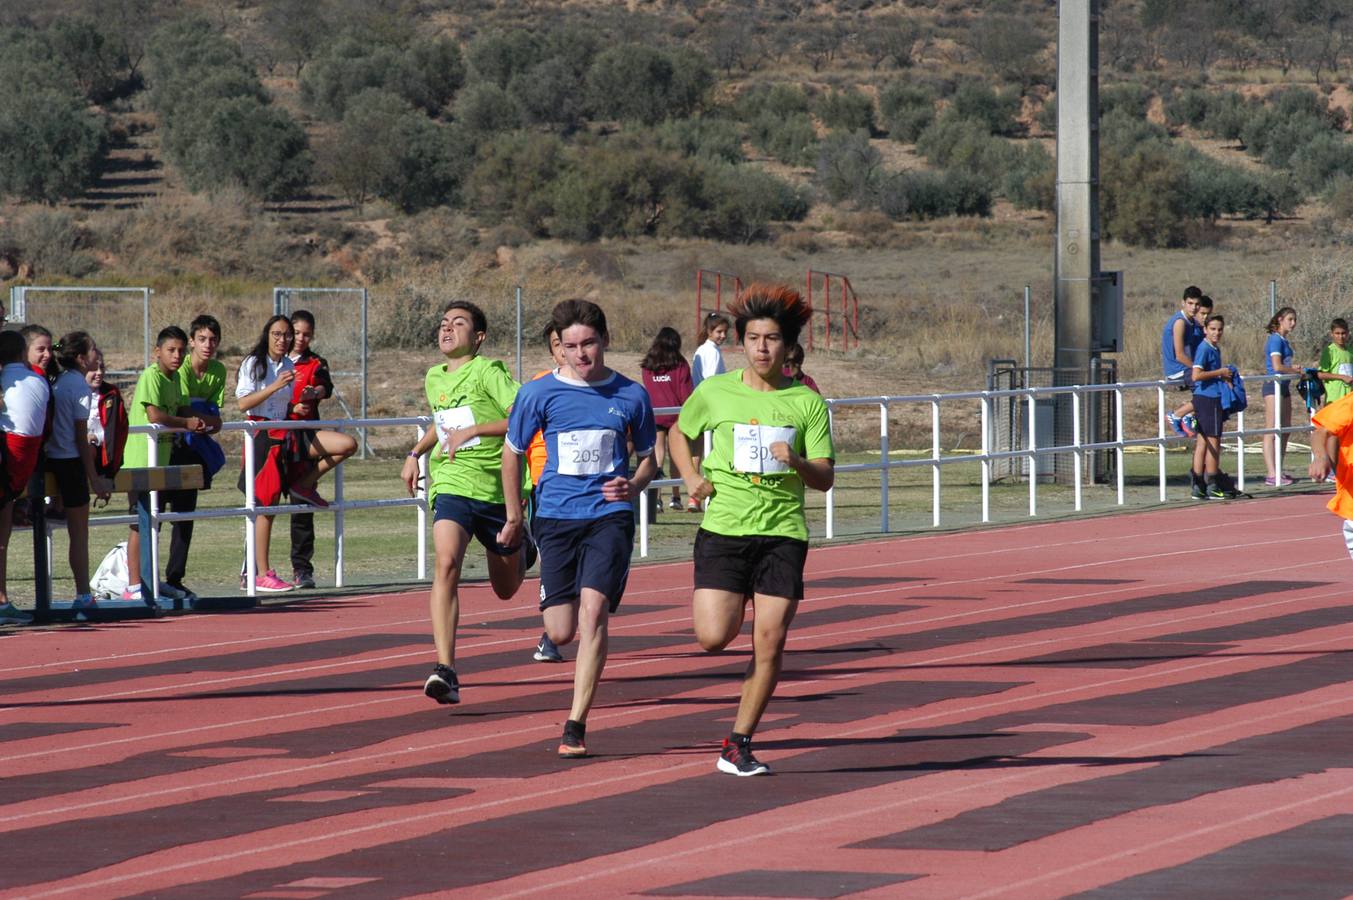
96, 383, 129, 478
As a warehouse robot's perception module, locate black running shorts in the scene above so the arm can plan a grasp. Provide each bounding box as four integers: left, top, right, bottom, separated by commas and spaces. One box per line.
693, 529, 809, 600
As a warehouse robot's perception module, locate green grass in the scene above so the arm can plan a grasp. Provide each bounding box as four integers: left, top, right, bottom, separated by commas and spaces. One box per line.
8, 448, 1322, 610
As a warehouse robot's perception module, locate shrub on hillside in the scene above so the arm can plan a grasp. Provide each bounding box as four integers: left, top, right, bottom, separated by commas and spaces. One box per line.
915, 116, 1015, 181
735, 83, 810, 122
878, 170, 994, 220
466, 28, 541, 89
879, 82, 935, 142
653, 117, 744, 164
749, 112, 818, 166
1182, 157, 1299, 222
813, 88, 877, 134
1289, 133, 1353, 195
586, 45, 713, 125
453, 82, 522, 134
301, 35, 464, 119
815, 130, 883, 207
1200, 91, 1251, 143
1002, 142, 1055, 212
4, 208, 98, 278
465, 130, 566, 233
1099, 83, 1153, 120
551, 139, 706, 240
178, 96, 313, 200
703, 164, 809, 242
1101, 144, 1190, 248
968, 14, 1049, 91
948, 80, 1022, 136
0, 85, 107, 203
1165, 87, 1211, 128
508, 57, 588, 131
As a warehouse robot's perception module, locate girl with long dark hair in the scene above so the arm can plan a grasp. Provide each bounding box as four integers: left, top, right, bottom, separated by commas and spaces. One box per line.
640, 326, 694, 511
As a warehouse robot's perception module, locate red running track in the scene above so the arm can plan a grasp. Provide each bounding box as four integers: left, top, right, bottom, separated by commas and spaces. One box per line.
5, 493, 1353, 898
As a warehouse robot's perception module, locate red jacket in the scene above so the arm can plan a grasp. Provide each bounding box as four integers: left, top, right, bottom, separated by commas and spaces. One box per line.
289, 352, 333, 421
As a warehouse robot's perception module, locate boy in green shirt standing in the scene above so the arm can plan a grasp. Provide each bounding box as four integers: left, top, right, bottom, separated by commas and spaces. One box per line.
669, 283, 835, 776
400, 301, 528, 705
124, 326, 208, 604
166, 314, 226, 600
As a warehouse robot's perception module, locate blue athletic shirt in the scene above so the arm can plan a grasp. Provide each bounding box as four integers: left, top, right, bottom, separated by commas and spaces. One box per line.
1192, 341, 1223, 398
505, 369, 657, 520
1161, 311, 1204, 378
1264, 332, 1293, 375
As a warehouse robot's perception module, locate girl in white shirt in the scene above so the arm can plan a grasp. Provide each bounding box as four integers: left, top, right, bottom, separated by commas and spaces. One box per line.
691, 312, 730, 387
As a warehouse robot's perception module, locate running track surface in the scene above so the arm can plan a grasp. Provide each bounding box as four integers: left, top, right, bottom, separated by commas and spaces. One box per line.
6, 494, 1353, 898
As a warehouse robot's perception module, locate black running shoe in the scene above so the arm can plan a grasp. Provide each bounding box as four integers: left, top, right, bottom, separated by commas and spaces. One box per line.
423, 664, 460, 705
534, 632, 563, 663
717, 738, 770, 776
558, 718, 587, 758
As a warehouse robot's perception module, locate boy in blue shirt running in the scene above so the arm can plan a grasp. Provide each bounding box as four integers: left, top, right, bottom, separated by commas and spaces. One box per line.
500, 299, 657, 759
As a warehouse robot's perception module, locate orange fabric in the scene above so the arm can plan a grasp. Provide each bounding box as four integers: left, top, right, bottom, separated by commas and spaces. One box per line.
1313, 394, 1353, 519
526, 368, 551, 485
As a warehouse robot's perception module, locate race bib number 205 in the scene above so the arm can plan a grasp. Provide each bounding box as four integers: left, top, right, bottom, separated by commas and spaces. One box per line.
557, 429, 616, 476
733, 423, 796, 474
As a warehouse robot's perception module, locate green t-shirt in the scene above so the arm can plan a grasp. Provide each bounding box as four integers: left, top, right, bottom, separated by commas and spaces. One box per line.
425, 356, 520, 504
178, 357, 227, 407
677, 369, 834, 541
126, 364, 185, 468
1320, 342, 1353, 403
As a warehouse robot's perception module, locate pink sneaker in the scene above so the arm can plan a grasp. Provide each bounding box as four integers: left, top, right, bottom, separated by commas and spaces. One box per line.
120, 586, 142, 601
288, 484, 329, 508
254, 570, 295, 593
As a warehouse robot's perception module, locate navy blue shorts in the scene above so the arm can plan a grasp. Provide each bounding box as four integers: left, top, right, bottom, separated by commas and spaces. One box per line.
432, 493, 517, 557
1261, 380, 1291, 398
1191, 394, 1225, 437
533, 511, 634, 612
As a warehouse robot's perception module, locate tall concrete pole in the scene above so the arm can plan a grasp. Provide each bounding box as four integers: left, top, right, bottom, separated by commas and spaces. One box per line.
1054, 0, 1100, 379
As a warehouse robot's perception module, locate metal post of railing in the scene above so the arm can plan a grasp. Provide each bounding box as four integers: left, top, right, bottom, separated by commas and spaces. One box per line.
1275, 380, 1285, 487
980, 393, 991, 523
639, 485, 649, 558
824, 407, 835, 538
416, 428, 428, 581
147, 432, 160, 604
1072, 389, 1083, 512
334, 460, 345, 588
931, 398, 941, 528
1027, 390, 1037, 516
1157, 386, 1167, 502
1115, 386, 1125, 505
878, 400, 890, 533
243, 424, 257, 598
1236, 409, 1246, 490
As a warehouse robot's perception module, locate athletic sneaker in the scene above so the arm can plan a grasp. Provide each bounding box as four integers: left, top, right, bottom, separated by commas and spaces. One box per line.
71, 594, 98, 611
424, 664, 460, 705
120, 585, 142, 602
1206, 483, 1228, 500
0, 602, 33, 625
558, 719, 587, 758
157, 582, 192, 602
717, 738, 770, 776
1181, 415, 1198, 438
1166, 413, 1187, 437
288, 484, 330, 508
254, 570, 295, 593
292, 571, 316, 590
1190, 482, 1207, 501
1264, 475, 1295, 486
534, 632, 564, 663
686, 499, 702, 513
668, 497, 683, 511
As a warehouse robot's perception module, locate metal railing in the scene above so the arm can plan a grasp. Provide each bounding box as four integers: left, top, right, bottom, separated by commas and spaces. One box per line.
35, 374, 1316, 602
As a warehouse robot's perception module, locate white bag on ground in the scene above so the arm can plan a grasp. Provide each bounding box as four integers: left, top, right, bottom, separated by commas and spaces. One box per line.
91, 542, 129, 599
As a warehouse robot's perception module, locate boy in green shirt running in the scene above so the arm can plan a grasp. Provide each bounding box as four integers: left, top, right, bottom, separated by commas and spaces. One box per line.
1318, 317, 1353, 476
668, 283, 834, 776
124, 326, 208, 604
400, 301, 528, 705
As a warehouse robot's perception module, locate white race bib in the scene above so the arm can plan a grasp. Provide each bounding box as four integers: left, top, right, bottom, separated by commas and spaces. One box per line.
732, 423, 796, 474
1338, 363, 1353, 378
435, 406, 480, 452
557, 429, 616, 476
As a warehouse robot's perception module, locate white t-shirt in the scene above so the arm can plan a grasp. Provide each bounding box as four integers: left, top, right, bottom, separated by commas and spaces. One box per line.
691, 340, 725, 387
87, 389, 104, 445
236, 354, 295, 421
48, 369, 94, 459
0, 363, 49, 436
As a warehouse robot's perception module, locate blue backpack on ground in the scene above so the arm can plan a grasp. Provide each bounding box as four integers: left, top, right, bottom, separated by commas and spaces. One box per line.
1219, 366, 1247, 416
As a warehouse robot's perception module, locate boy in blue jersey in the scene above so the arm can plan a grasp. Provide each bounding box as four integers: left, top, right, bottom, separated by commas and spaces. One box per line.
499, 299, 657, 759
1191, 314, 1233, 500
1162, 285, 1203, 438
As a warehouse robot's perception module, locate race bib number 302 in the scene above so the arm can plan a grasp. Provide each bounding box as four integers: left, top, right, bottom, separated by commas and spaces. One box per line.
732, 423, 796, 474
435, 406, 480, 452
557, 429, 616, 476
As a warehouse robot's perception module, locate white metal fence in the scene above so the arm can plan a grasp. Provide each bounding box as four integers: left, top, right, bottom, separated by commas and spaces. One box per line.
43, 373, 1313, 600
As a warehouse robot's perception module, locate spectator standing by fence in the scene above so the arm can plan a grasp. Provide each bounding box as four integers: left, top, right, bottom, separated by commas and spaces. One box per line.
783, 342, 820, 394
1161, 286, 1203, 439
640, 326, 694, 512
287, 310, 335, 590
0, 330, 48, 625
1317, 318, 1353, 478
1263, 307, 1303, 486
47, 332, 113, 610
692, 312, 729, 387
